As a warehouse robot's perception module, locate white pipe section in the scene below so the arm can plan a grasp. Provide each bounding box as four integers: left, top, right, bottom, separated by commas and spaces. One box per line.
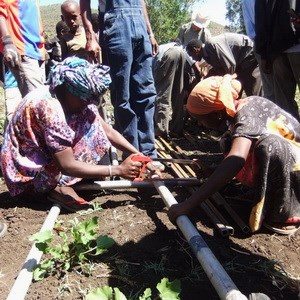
74, 178, 200, 190
6, 205, 61, 300
152, 181, 248, 300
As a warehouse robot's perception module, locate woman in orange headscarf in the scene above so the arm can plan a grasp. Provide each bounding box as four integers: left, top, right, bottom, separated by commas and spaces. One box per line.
168, 74, 300, 234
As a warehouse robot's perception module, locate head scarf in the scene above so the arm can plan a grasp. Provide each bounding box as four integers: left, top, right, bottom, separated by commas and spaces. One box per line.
47, 56, 111, 102
187, 75, 241, 117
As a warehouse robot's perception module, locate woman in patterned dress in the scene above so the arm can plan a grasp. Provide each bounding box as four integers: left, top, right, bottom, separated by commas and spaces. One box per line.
0, 57, 146, 211
168, 74, 300, 234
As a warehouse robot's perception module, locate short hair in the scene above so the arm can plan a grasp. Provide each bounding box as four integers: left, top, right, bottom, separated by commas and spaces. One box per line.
56, 20, 69, 36
186, 39, 203, 52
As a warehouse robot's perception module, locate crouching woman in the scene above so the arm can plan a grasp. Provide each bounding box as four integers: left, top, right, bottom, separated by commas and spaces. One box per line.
168, 74, 300, 234
1, 57, 146, 211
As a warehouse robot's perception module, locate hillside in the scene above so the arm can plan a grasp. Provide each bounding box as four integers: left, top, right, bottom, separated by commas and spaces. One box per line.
208, 20, 227, 36
40, 4, 62, 39
40, 4, 226, 41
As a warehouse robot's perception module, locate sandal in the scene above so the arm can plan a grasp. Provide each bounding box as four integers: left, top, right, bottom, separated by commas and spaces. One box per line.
47, 190, 92, 212
263, 222, 300, 235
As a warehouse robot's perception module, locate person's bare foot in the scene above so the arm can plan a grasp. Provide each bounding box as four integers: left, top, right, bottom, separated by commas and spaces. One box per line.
47, 186, 92, 212
53, 186, 81, 199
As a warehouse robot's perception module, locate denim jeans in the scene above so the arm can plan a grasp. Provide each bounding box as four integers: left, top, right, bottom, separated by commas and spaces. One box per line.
103, 1, 157, 158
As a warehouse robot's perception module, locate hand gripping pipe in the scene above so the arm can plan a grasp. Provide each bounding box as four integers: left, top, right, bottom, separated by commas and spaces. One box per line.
6, 205, 61, 300
152, 180, 248, 300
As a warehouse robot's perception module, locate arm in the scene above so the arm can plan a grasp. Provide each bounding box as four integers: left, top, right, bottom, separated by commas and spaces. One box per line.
141, 0, 158, 56
80, 0, 101, 62
0, 15, 9, 37
168, 136, 252, 223
60, 38, 68, 60
0, 15, 20, 68
54, 147, 142, 180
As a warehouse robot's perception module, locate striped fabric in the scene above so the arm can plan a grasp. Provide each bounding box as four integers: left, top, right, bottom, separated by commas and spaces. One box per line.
0, 0, 45, 60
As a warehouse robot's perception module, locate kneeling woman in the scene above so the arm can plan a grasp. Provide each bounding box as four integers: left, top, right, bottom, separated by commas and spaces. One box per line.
168, 75, 300, 234
1, 57, 146, 211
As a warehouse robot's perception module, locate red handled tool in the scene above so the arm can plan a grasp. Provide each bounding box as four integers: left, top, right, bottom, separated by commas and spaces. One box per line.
131, 155, 153, 181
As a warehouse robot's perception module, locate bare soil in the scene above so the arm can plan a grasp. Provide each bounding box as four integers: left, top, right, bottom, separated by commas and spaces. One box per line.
0, 92, 299, 300
0, 133, 300, 300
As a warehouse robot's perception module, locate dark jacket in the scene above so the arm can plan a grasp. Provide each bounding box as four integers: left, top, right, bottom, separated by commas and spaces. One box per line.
255, 0, 299, 61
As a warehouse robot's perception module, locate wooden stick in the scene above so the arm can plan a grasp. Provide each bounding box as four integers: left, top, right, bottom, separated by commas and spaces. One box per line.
156, 138, 233, 237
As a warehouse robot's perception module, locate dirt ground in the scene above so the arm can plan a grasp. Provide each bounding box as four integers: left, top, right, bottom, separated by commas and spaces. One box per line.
0, 91, 299, 299
0, 132, 299, 300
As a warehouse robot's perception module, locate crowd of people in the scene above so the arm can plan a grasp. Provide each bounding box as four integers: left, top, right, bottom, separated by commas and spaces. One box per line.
0, 0, 300, 237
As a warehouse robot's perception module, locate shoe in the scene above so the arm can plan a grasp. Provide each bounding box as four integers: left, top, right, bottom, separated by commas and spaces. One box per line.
47, 190, 93, 212
263, 222, 300, 235
0, 222, 7, 238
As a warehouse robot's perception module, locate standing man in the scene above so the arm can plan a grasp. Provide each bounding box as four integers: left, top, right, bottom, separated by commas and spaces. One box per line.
0, 0, 46, 98
241, 0, 274, 101
255, 0, 300, 120
153, 42, 186, 138
186, 33, 262, 97
177, 9, 211, 47
80, 0, 158, 159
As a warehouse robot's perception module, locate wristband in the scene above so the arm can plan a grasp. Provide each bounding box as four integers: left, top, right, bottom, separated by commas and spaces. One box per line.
108, 165, 112, 177
1, 35, 14, 46
149, 33, 155, 38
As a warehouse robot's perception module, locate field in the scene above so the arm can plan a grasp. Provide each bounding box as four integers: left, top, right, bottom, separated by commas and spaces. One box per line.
0, 5, 299, 299
0, 88, 299, 299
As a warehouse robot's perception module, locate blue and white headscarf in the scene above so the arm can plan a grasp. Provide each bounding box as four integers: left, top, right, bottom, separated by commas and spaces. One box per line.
47, 57, 111, 102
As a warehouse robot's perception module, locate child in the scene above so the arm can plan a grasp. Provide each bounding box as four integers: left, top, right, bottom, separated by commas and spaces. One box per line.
60, 0, 88, 60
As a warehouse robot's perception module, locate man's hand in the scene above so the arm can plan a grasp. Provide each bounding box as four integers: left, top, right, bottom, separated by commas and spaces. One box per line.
149, 35, 159, 56
167, 202, 193, 225
85, 38, 102, 64
118, 154, 142, 180
2, 35, 20, 69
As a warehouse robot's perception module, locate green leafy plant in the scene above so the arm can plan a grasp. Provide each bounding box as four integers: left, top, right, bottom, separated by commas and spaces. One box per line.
30, 216, 115, 281
85, 278, 181, 300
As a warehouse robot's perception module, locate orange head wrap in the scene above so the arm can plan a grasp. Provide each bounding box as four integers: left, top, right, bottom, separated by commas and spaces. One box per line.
187, 75, 242, 117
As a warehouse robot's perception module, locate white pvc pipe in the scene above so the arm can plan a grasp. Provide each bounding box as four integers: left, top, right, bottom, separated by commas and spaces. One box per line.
6, 205, 61, 300
152, 181, 248, 300
74, 178, 200, 190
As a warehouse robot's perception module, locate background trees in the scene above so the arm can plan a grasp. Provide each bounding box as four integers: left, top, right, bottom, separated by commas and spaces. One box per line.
146, 0, 198, 44
225, 0, 244, 32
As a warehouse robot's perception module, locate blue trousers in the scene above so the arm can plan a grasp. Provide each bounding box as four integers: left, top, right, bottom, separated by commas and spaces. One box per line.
103, 6, 157, 158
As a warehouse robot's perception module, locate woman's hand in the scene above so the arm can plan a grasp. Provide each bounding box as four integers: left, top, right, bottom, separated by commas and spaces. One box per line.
118, 154, 142, 180
167, 201, 194, 225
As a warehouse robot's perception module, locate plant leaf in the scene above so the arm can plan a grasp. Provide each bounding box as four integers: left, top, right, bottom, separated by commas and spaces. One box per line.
29, 230, 53, 243
139, 288, 152, 300
114, 287, 127, 300
86, 286, 113, 300
157, 278, 181, 300
96, 235, 115, 249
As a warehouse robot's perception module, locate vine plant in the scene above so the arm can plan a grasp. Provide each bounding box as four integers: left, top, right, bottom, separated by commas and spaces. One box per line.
30, 216, 115, 281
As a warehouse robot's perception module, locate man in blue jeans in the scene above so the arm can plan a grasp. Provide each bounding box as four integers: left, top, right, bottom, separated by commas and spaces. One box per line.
80, 0, 158, 159
80, 0, 158, 158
